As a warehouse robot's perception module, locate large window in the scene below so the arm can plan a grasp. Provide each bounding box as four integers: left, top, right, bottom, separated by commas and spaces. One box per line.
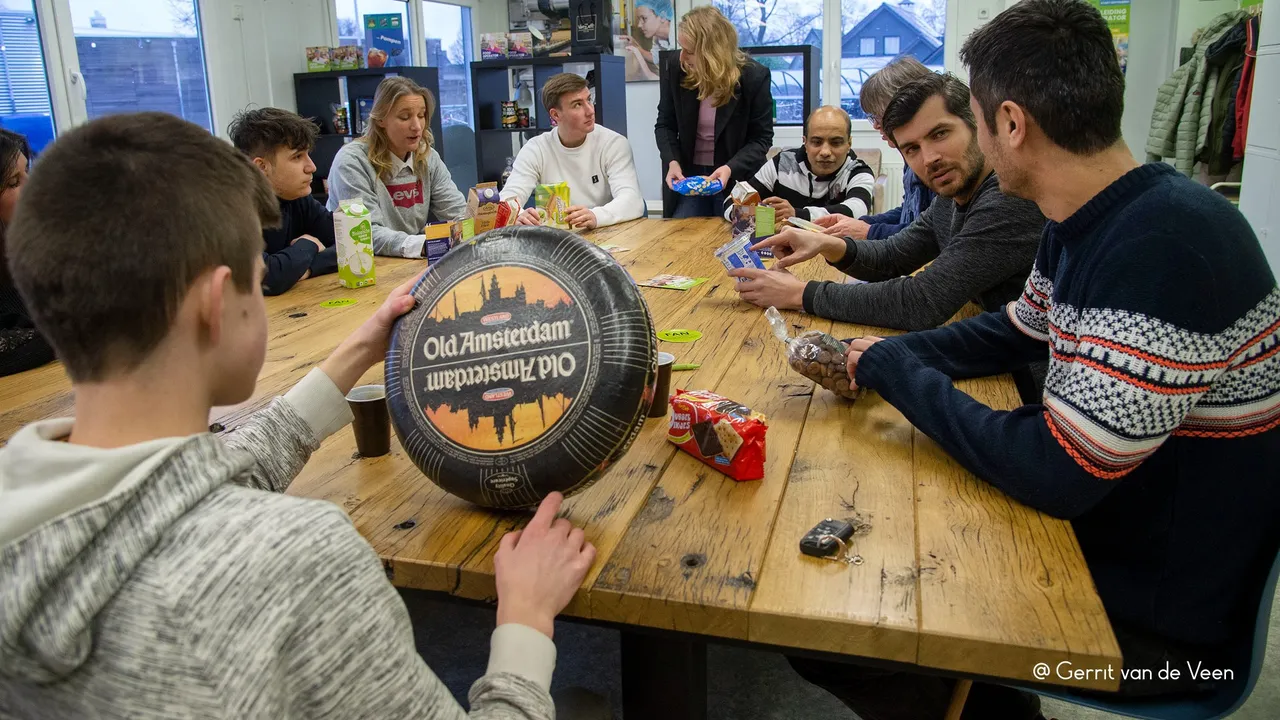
840, 0, 945, 119
714, 0, 821, 126
0, 0, 55, 153
422, 0, 472, 129
0, 0, 212, 154
337, 0, 414, 66
69, 0, 212, 131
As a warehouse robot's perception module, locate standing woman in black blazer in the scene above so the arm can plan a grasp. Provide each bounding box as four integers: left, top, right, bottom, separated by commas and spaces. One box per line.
655, 6, 773, 218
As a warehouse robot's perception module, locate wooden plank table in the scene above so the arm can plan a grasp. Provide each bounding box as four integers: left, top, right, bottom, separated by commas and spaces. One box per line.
0, 217, 1122, 714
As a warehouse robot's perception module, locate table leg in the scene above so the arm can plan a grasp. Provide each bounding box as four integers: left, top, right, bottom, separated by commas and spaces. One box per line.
621, 631, 708, 720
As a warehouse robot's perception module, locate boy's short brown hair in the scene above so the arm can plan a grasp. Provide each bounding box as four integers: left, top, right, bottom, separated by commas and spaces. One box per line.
541, 73, 589, 112
8, 112, 279, 382
227, 107, 319, 159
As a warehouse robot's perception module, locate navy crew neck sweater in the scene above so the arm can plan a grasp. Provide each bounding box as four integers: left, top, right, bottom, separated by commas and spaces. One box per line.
855, 163, 1280, 652
261, 195, 337, 296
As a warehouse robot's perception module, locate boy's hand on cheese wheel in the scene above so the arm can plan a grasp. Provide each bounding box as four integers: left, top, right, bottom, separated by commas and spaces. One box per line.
494, 492, 596, 640
566, 206, 597, 230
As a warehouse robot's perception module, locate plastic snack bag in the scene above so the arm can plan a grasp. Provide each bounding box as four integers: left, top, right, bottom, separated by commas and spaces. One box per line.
673, 176, 724, 196
765, 306, 860, 400
535, 182, 571, 229
715, 232, 766, 281
668, 389, 768, 481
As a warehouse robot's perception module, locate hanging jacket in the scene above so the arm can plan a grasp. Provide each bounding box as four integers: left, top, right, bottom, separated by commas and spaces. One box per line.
1204, 20, 1247, 176
1234, 15, 1261, 160
1146, 10, 1248, 176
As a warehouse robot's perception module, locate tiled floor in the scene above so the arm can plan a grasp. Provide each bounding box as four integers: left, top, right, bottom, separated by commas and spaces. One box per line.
402, 586, 1280, 719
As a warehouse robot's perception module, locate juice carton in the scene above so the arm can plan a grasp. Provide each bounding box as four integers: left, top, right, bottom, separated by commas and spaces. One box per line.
335, 201, 376, 288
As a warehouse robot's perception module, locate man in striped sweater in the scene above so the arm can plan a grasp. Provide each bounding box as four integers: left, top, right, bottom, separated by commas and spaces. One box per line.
791, 1, 1280, 717
721, 106, 875, 223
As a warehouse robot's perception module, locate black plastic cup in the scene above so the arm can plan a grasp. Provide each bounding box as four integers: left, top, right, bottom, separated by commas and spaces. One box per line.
347, 384, 390, 457
649, 352, 675, 418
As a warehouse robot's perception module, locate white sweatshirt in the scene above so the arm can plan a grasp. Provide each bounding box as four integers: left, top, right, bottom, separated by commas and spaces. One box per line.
500, 126, 645, 227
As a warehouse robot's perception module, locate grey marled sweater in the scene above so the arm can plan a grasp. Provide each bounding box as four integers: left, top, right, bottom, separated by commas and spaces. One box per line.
801, 171, 1045, 331
0, 369, 555, 719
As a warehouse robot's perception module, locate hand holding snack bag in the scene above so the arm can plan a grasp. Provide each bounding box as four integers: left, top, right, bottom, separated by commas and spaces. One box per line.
535, 182, 571, 230
668, 390, 768, 481
765, 306, 861, 400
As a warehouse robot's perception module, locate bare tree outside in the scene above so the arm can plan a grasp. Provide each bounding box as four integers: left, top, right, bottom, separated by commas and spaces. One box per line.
167, 0, 197, 33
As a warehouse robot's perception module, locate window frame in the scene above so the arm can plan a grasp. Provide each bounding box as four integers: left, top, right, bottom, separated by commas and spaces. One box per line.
859, 37, 876, 56
884, 35, 900, 55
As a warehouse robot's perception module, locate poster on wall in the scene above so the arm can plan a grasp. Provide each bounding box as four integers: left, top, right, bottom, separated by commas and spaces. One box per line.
365, 13, 407, 68
1089, 0, 1130, 74
617, 0, 673, 81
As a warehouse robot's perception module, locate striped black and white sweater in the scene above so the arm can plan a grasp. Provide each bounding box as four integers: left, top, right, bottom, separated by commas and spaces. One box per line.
721, 147, 875, 221
0, 369, 556, 719
854, 163, 1280, 652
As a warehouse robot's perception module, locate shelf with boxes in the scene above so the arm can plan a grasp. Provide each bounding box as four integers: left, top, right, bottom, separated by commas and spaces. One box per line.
293, 67, 442, 198
470, 54, 626, 185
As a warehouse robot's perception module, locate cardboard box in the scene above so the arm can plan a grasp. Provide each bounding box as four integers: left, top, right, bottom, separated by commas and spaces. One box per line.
422, 221, 454, 264
508, 32, 533, 59
332, 45, 361, 70
305, 46, 331, 72
481, 32, 509, 60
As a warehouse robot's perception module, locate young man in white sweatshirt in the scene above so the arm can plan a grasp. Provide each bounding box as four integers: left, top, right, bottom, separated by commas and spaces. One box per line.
0, 112, 597, 719
501, 73, 645, 230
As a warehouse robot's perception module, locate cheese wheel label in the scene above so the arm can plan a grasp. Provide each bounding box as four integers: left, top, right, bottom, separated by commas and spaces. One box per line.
387, 226, 657, 508
413, 266, 590, 451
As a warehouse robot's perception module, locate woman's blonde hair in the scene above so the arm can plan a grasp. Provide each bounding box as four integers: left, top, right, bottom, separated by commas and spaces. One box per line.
678, 6, 747, 107
360, 76, 436, 182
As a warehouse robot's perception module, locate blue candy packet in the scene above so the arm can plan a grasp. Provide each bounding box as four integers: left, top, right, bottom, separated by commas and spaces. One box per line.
674, 176, 724, 196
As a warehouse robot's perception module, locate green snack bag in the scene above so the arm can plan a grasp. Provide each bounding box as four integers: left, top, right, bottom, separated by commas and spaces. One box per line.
335, 201, 376, 289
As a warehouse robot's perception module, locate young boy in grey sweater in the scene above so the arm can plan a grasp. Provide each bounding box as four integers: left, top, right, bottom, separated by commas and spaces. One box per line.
731, 73, 1045, 332
0, 112, 594, 719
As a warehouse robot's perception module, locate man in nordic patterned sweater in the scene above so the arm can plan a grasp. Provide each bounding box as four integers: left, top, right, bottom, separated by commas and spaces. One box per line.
721, 106, 876, 223
834, 0, 1280, 708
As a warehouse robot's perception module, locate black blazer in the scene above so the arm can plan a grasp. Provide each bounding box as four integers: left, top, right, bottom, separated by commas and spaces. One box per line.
654, 51, 774, 218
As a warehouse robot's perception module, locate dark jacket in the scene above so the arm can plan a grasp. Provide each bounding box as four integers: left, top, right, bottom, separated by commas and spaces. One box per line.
261, 195, 338, 296
654, 52, 774, 218
0, 281, 54, 378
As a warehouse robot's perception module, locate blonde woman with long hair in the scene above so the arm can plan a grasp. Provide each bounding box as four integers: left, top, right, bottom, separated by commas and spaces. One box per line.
654, 5, 773, 218
327, 76, 467, 258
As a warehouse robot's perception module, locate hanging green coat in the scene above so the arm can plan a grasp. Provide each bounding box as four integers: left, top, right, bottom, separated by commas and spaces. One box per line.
1146, 10, 1247, 176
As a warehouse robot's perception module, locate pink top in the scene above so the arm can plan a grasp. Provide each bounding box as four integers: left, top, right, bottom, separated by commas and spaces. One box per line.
693, 97, 716, 167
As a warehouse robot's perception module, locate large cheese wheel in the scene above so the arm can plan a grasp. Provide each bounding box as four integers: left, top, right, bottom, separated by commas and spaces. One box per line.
386, 226, 658, 508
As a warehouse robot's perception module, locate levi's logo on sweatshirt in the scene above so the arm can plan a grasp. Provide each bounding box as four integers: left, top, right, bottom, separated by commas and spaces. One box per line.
386, 179, 424, 209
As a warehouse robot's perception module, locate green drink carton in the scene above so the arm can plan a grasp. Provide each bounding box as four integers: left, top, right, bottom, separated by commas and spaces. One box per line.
335, 201, 376, 289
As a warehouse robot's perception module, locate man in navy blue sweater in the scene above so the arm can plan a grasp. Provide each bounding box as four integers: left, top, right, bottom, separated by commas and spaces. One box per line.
788, 0, 1280, 717
229, 109, 337, 296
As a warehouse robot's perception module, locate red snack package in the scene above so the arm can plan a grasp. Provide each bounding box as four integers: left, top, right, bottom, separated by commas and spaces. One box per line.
667, 389, 767, 481
493, 198, 518, 228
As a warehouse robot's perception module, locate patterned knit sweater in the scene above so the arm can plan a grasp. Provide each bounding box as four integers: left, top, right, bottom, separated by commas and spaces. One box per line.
855, 163, 1280, 650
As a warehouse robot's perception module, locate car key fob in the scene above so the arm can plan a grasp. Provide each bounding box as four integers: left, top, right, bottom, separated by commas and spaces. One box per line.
800, 518, 854, 558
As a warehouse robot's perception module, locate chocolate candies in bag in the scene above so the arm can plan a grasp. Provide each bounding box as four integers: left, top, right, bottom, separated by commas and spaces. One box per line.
765, 307, 861, 400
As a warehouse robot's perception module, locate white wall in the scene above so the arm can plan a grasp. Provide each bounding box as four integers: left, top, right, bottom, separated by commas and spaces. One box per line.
1176, 0, 1237, 54
1240, 0, 1278, 270
199, 0, 335, 138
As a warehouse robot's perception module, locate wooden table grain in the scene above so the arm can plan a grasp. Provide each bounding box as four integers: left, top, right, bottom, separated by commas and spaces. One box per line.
0, 218, 1121, 698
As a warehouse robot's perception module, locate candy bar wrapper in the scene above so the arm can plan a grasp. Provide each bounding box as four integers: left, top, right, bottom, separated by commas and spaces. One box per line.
335, 201, 376, 289
668, 390, 767, 481
765, 306, 861, 400
535, 182, 571, 229
715, 232, 766, 281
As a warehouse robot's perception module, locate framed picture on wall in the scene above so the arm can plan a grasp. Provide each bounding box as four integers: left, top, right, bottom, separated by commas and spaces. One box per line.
618, 0, 673, 81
